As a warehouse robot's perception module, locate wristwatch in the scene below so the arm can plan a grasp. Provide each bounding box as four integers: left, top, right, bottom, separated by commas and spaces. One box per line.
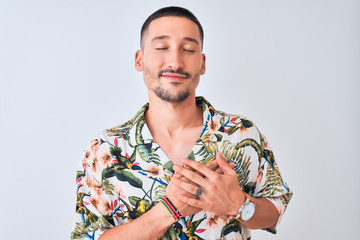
235, 192, 256, 222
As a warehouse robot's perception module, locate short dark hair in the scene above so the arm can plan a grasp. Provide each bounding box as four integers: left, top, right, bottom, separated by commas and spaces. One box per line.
140, 6, 204, 49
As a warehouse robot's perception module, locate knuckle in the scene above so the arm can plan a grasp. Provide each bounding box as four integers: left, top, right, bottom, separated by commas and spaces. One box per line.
207, 184, 217, 192
212, 174, 220, 181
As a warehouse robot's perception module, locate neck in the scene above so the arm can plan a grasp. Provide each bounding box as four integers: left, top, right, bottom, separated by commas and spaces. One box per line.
145, 92, 203, 138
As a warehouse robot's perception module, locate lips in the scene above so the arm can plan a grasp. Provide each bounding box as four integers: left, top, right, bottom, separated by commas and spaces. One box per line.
162, 73, 187, 81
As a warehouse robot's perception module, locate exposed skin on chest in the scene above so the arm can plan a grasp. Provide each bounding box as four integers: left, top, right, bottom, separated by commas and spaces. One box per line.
152, 124, 203, 166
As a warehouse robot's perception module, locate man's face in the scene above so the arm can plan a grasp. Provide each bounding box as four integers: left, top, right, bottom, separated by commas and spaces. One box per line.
135, 16, 206, 103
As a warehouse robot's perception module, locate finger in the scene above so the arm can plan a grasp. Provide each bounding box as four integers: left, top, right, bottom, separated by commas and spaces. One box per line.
171, 177, 199, 195
172, 174, 190, 184
173, 164, 208, 186
173, 172, 182, 179
177, 194, 204, 209
184, 164, 195, 171
173, 163, 197, 178
174, 169, 206, 182
215, 168, 224, 174
214, 164, 234, 174
180, 158, 218, 179
183, 162, 206, 177
214, 161, 234, 174
216, 152, 237, 176
204, 159, 219, 171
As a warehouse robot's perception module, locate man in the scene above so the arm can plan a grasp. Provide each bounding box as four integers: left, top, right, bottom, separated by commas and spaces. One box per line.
71, 6, 292, 240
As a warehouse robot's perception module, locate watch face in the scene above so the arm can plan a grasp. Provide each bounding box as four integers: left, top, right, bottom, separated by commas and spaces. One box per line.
241, 203, 255, 221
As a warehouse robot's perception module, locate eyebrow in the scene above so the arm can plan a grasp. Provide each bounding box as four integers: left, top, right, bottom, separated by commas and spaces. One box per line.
151, 35, 200, 45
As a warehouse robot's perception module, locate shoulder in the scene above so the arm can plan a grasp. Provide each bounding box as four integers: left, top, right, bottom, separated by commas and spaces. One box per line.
215, 109, 255, 128
211, 107, 269, 152
213, 107, 262, 137
96, 102, 149, 142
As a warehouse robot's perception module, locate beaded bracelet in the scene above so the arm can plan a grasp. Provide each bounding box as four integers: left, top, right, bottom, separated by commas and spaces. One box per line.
161, 196, 181, 222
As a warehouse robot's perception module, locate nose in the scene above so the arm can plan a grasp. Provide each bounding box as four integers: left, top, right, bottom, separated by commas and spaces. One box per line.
166, 49, 184, 70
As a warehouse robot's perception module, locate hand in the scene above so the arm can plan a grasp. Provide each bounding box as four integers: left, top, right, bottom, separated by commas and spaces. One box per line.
165, 159, 223, 216
165, 175, 201, 216
171, 152, 245, 216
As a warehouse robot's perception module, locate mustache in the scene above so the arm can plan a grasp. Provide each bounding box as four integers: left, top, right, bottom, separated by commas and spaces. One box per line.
158, 69, 191, 78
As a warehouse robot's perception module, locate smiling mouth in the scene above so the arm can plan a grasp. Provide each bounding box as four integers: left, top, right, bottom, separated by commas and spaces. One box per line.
158, 69, 191, 80
162, 73, 188, 81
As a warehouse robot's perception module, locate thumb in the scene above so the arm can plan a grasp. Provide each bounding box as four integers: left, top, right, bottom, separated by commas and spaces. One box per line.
216, 151, 236, 176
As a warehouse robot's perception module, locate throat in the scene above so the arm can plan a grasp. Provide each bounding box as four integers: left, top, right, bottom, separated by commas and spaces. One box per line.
144, 101, 204, 165
153, 124, 204, 165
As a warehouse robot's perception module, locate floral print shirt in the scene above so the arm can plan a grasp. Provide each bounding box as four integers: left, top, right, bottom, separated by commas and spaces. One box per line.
71, 97, 292, 240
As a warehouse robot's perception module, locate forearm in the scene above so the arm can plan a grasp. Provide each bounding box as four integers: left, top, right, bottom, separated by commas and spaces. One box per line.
99, 203, 175, 240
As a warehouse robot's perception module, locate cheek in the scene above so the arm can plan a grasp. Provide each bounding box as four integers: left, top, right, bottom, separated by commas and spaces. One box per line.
187, 56, 204, 71
143, 53, 164, 69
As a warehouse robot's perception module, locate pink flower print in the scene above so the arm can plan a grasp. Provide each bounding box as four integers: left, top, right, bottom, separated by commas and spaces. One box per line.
207, 119, 220, 134
205, 213, 220, 230
90, 156, 98, 175
100, 198, 112, 216
84, 176, 92, 188
82, 150, 91, 169
99, 150, 112, 168
90, 139, 100, 152
91, 179, 103, 196
89, 196, 100, 210
146, 163, 163, 179
116, 185, 127, 200
238, 127, 249, 136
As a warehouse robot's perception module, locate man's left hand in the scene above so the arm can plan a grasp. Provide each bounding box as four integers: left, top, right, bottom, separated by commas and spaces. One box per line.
171, 151, 245, 216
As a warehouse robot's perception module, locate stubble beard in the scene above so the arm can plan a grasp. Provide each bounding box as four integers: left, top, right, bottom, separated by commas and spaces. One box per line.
154, 82, 193, 103
144, 68, 200, 103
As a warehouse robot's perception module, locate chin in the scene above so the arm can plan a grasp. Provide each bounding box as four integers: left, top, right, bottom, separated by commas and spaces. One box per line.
155, 88, 192, 103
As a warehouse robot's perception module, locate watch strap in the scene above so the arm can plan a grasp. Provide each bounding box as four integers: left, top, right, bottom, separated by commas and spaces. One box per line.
243, 192, 255, 204
235, 192, 256, 223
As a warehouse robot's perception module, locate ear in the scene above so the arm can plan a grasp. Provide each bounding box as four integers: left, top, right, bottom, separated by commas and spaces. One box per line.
200, 53, 206, 75
135, 50, 143, 72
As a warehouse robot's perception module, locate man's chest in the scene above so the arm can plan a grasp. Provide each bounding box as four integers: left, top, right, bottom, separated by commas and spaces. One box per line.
152, 125, 204, 165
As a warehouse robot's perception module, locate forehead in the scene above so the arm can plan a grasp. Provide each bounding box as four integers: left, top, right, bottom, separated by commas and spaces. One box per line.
144, 16, 202, 44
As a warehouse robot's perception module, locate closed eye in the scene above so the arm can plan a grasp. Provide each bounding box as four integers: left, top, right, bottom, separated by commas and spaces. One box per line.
183, 49, 195, 53
155, 48, 167, 50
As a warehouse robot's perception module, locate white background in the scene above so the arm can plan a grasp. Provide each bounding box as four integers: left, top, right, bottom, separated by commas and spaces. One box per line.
1, 0, 359, 239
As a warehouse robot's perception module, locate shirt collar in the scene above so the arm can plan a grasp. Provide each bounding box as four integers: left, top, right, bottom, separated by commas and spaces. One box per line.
128, 96, 215, 141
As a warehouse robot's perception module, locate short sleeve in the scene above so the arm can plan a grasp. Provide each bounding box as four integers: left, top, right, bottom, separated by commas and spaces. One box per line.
253, 133, 293, 233
70, 138, 113, 240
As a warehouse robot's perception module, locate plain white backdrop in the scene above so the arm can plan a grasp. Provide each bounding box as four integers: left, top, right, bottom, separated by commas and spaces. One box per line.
0, 0, 359, 239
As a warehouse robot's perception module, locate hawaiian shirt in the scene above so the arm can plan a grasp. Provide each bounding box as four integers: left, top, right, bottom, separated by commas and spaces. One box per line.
71, 96, 292, 240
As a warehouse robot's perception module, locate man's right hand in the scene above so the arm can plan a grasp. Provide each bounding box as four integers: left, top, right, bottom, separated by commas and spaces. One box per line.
166, 173, 201, 216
